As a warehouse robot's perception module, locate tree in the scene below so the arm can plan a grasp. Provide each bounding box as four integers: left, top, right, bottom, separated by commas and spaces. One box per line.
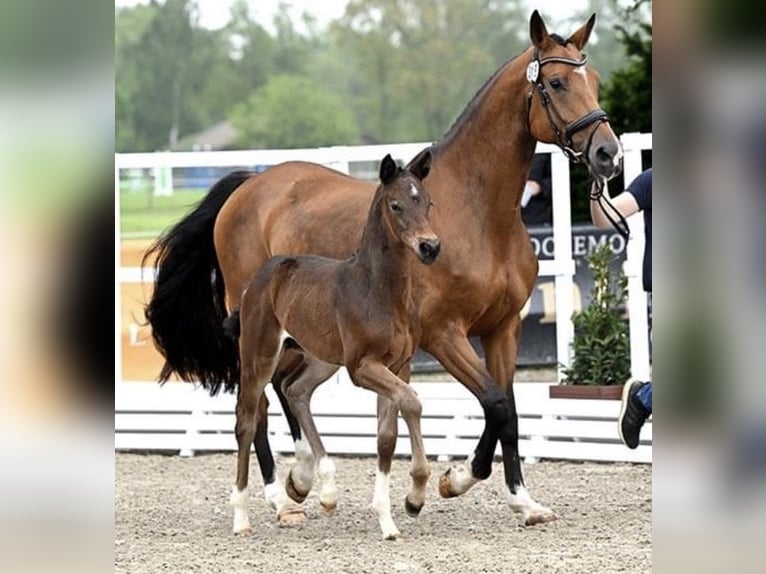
332, 0, 527, 143
229, 75, 359, 149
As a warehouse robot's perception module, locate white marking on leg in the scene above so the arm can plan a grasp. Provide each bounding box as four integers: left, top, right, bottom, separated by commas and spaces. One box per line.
506, 484, 554, 524
230, 485, 251, 534
263, 480, 290, 514
317, 456, 338, 510
370, 469, 400, 540
291, 438, 315, 494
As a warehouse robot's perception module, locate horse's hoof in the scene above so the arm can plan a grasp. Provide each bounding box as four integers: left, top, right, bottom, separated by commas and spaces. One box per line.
320, 499, 337, 515
404, 496, 423, 517
438, 469, 458, 498
277, 506, 308, 527
285, 471, 309, 504
233, 527, 252, 537
382, 530, 401, 541
524, 509, 558, 526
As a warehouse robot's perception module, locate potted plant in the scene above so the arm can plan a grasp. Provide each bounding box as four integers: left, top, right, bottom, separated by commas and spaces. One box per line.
551, 243, 631, 399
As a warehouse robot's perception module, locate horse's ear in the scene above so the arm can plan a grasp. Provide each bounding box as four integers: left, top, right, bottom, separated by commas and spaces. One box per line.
379, 153, 398, 185
567, 13, 596, 50
529, 9, 548, 48
409, 149, 431, 181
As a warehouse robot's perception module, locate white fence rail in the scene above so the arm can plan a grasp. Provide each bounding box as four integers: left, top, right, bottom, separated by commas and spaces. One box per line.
115, 377, 651, 464
115, 135, 652, 465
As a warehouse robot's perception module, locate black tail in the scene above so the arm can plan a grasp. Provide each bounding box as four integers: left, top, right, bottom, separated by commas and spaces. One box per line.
222, 307, 241, 340
142, 171, 254, 395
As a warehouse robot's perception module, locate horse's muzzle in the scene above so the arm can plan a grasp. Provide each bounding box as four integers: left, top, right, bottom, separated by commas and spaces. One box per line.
588, 138, 623, 180
418, 239, 441, 265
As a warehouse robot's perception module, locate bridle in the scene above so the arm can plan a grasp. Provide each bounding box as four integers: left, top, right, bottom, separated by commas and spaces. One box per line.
526, 46, 630, 240
526, 47, 609, 164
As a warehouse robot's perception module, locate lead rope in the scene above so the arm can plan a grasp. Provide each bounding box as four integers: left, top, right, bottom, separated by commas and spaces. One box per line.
589, 177, 630, 240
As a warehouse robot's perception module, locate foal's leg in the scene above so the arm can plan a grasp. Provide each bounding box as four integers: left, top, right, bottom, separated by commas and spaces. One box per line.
230, 362, 264, 535
350, 359, 430, 540
425, 330, 508, 498
482, 315, 556, 525
282, 357, 341, 512
232, 307, 305, 533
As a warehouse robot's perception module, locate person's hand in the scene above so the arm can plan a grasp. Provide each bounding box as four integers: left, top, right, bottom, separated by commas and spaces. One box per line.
521, 180, 541, 207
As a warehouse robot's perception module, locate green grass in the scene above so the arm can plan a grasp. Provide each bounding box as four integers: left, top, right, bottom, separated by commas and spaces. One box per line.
119, 188, 206, 237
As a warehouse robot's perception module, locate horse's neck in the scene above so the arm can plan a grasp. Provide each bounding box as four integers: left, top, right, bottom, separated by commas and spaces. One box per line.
432, 57, 537, 231
354, 214, 413, 312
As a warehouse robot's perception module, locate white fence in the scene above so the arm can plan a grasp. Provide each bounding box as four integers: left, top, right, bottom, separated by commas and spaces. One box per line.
115, 375, 651, 464
115, 134, 652, 464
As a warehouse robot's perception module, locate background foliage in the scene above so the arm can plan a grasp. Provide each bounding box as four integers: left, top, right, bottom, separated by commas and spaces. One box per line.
560, 244, 631, 386
116, 0, 651, 222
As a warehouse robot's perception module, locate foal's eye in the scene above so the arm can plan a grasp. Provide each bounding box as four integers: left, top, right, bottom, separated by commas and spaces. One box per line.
549, 77, 564, 91
390, 201, 404, 213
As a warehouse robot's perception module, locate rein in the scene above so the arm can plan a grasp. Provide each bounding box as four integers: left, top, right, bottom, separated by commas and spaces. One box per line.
589, 177, 631, 240
526, 49, 609, 163
525, 46, 628, 240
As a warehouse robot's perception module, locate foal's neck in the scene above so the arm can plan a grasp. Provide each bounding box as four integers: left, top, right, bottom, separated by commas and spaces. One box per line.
354, 201, 413, 309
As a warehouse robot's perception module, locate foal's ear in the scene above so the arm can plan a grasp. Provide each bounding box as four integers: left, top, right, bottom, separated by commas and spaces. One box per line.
408, 149, 432, 181
379, 153, 398, 185
567, 13, 596, 50
529, 9, 549, 49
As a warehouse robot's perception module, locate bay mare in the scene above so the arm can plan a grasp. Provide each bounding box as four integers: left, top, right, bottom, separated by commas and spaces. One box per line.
229, 153, 438, 539
144, 10, 623, 528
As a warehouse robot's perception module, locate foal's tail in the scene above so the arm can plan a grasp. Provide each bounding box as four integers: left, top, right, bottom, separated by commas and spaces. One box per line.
142, 171, 254, 395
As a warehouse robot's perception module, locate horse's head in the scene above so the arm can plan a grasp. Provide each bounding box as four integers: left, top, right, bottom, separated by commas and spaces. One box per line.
378, 152, 440, 265
525, 10, 622, 181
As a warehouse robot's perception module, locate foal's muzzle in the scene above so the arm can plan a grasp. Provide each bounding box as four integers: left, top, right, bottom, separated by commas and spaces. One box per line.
417, 239, 441, 265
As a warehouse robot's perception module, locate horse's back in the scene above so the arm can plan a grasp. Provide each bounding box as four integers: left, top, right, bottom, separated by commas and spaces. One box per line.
214, 161, 376, 308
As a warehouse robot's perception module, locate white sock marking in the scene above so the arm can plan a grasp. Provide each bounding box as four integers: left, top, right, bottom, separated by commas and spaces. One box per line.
230, 485, 251, 533
370, 470, 399, 539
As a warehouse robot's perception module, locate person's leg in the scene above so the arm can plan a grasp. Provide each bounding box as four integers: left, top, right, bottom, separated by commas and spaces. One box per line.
618, 380, 652, 449
636, 381, 652, 413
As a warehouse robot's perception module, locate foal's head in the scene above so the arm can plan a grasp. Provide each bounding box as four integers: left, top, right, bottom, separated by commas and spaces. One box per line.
376, 152, 440, 265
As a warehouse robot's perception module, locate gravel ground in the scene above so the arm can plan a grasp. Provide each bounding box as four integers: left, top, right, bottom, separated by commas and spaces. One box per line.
115, 453, 651, 573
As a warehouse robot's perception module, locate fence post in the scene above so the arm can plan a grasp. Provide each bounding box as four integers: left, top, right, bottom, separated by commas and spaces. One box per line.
620, 132, 652, 381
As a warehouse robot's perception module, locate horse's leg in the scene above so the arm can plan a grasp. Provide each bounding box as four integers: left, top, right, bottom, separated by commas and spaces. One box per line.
424, 330, 508, 498
482, 316, 556, 526
283, 358, 341, 513
350, 359, 430, 540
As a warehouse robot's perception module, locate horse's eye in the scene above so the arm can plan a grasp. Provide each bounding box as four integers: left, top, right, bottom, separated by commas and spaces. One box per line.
549, 77, 563, 91
390, 201, 404, 213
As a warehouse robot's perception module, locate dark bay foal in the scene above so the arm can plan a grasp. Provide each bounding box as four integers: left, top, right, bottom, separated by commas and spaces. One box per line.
229, 152, 439, 539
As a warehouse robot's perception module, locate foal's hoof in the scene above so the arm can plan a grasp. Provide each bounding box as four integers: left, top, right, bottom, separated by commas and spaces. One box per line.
277, 506, 308, 527
404, 496, 423, 517
233, 527, 252, 537
285, 471, 310, 504
438, 469, 459, 498
523, 508, 558, 527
